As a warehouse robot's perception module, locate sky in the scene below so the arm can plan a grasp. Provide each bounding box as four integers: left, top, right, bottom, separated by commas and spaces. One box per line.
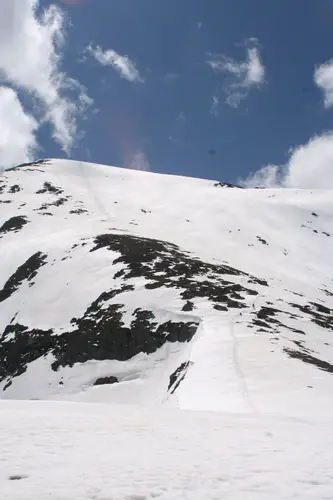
1, 0, 333, 187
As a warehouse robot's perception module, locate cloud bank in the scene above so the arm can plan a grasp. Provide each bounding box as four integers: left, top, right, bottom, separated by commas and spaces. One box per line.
0, 87, 38, 170
242, 54, 333, 189
0, 0, 91, 168
241, 133, 333, 188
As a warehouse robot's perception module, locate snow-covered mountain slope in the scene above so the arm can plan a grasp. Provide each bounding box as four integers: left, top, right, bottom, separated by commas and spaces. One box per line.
0, 158, 333, 417
2, 400, 333, 500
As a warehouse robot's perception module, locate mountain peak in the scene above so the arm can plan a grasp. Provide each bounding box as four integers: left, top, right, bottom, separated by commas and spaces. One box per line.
0, 158, 332, 417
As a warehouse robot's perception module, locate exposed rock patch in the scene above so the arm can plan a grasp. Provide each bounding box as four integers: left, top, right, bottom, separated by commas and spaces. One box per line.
182, 301, 194, 312
36, 182, 63, 195
69, 208, 88, 215
251, 306, 305, 336
256, 236, 268, 245
6, 159, 50, 171
0, 297, 199, 382
94, 376, 118, 386
168, 362, 191, 394
8, 184, 21, 193
284, 348, 333, 373
35, 196, 71, 212
0, 216, 28, 235
213, 181, 243, 188
0, 180, 7, 194
90, 233, 265, 310
0, 252, 47, 303
289, 302, 333, 331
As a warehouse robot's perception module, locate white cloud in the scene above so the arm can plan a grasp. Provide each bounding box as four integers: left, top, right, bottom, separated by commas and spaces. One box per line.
0, 86, 38, 170
241, 53, 333, 189
246, 47, 265, 85
314, 59, 333, 108
126, 150, 150, 171
241, 133, 333, 188
210, 95, 219, 116
207, 39, 265, 107
240, 164, 282, 189
88, 45, 143, 83
0, 0, 92, 154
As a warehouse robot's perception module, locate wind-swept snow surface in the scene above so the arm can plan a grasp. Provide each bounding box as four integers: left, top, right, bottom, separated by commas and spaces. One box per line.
0, 159, 333, 419
1, 400, 333, 500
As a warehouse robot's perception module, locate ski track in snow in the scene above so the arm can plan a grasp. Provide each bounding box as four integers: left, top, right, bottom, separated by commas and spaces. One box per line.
230, 309, 257, 414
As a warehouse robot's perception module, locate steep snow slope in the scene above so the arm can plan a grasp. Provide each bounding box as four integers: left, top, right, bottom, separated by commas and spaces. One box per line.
0, 159, 333, 417
2, 400, 333, 500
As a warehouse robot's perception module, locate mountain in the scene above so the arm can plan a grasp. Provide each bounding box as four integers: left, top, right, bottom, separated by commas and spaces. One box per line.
1, 158, 333, 417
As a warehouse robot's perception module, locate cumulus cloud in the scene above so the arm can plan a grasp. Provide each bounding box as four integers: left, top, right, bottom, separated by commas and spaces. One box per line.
0, 0, 92, 155
0, 87, 38, 170
88, 45, 143, 83
207, 38, 265, 108
241, 133, 333, 188
314, 59, 333, 108
241, 54, 333, 189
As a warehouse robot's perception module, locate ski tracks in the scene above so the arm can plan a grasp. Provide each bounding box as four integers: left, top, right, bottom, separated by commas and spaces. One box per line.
229, 309, 258, 414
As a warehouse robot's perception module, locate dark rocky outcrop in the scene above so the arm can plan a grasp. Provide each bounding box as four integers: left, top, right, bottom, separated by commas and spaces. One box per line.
168, 362, 191, 394
0, 252, 47, 303
8, 184, 21, 193
36, 182, 63, 195
0, 216, 28, 235
69, 208, 88, 215
251, 306, 305, 336
6, 159, 50, 171
90, 233, 265, 310
213, 181, 243, 189
256, 236, 268, 245
289, 302, 333, 331
0, 297, 199, 383
94, 376, 118, 386
284, 348, 333, 373
0, 324, 54, 381
182, 301, 194, 312
35, 196, 71, 212
0, 180, 7, 194
52, 301, 198, 371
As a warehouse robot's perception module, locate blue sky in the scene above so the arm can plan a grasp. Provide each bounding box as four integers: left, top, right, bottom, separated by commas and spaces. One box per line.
2, 0, 333, 186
